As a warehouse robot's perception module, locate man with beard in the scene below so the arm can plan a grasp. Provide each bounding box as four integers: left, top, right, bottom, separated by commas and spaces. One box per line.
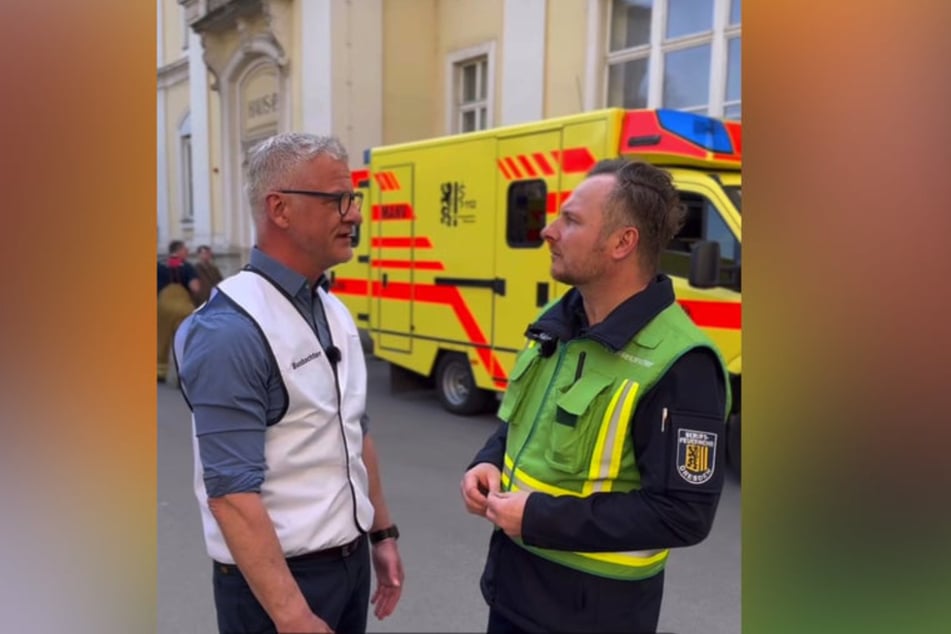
461, 159, 730, 633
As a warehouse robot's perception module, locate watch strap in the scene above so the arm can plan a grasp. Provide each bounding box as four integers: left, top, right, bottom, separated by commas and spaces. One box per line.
369, 524, 399, 544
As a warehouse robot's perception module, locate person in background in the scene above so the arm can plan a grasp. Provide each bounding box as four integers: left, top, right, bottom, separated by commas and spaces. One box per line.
460, 159, 730, 633
157, 240, 200, 383
174, 132, 404, 633
193, 244, 224, 305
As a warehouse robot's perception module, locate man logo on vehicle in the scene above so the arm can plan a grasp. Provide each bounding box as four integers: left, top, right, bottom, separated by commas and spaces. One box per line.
677, 428, 717, 484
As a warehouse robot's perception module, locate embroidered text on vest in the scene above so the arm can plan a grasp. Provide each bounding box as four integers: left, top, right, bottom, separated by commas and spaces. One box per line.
292, 350, 322, 369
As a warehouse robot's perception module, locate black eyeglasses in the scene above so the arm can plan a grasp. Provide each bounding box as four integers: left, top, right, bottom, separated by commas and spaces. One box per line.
276, 189, 364, 217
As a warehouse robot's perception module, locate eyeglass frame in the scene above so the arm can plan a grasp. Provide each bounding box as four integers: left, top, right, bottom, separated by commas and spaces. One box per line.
275, 189, 364, 217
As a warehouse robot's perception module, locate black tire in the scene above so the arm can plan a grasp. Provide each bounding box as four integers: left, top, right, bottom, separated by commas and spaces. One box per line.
435, 353, 494, 416
726, 413, 741, 480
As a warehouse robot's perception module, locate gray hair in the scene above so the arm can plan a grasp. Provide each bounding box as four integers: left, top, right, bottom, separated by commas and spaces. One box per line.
245, 132, 349, 221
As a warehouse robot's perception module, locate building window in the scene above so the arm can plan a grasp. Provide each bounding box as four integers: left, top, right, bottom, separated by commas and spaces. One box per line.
457, 57, 488, 132
606, 0, 741, 119
663, 44, 711, 113
724, 35, 741, 119
447, 43, 495, 134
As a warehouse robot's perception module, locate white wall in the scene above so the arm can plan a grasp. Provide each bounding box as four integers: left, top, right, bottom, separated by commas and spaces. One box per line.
500, 0, 546, 125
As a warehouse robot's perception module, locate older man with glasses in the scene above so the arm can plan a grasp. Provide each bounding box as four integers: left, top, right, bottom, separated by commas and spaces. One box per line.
174, 132, 404, 634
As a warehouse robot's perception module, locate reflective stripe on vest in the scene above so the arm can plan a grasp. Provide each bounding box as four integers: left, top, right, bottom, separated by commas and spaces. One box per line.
501, 379, 668, 578
585, 378, 639, 494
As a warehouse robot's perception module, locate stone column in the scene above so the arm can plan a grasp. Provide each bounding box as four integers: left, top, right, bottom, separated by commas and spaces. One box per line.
188, 25, 213, 247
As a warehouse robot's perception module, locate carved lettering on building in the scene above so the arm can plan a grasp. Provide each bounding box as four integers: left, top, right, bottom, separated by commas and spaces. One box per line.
248, 93, 278, 120
241, 65, 280, 138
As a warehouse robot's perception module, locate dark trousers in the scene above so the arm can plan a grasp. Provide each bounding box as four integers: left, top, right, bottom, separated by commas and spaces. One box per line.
212, 537, 370, 634
488, 608, 534, 633
489, 605, 662, 634
481, 531, 664, 633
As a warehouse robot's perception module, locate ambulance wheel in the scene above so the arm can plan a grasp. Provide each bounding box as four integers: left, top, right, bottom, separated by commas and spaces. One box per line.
435, 353, 494, 416
726, 413, 741, 480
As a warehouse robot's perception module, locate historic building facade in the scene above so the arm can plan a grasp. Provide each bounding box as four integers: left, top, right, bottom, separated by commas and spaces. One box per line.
157, 0, 741, 270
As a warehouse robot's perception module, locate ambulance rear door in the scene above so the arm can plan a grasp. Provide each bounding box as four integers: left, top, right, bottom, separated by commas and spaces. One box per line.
373, 164, 415, 353
493, 131, 564, 381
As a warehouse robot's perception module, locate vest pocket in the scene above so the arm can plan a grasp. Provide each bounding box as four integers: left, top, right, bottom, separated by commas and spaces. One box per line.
497, 348, 542, 425
546, 373, 614, 473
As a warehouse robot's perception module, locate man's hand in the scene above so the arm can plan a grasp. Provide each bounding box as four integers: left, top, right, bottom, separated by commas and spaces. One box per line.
370, 539, 404, 620
208, 493, 332, 633
460, 463, 502, 517
485, 491, 531, 539
275, 608, 333, 633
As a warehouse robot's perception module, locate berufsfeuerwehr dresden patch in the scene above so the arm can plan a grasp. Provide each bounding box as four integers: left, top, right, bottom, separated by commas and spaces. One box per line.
677, 428, 717, 484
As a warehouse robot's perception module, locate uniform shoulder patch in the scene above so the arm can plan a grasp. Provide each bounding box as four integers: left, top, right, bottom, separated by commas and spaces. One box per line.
676, 428, 718, 484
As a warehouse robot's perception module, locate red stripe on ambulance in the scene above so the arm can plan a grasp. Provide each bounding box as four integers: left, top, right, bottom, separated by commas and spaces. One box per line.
371, 237, 433, 249
329, 278, 369, 296
677, 299, 741, 330
384, 172, 401, 190
546, 190, 571, 214
553, 147, 596, 173
332, 279, 509, 388
351, 169, 370, 188
371, 260, 445, 271
532, 152, 555, 175
371, 204, 415, 221
504, 157, 523, 179
517, 155, 538, 177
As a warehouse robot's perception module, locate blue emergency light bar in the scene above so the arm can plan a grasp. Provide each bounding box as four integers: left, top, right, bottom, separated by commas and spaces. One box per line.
656, 109, 733, 154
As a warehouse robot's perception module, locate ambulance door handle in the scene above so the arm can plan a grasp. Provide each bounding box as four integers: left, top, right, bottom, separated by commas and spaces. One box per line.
382, 273, 388, 287
434, 276, 506, 296
536, 282, 549, 307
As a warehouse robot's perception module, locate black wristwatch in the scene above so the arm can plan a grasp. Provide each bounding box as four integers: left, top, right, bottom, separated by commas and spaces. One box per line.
369, 524, 399, 545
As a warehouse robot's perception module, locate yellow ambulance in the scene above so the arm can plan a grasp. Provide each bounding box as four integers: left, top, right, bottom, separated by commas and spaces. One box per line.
331, 108, 742, 473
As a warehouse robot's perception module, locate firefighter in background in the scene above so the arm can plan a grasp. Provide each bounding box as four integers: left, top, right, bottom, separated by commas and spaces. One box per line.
157, 239, 200, 382
461, 159, 730, 633
193, 244, 224, 305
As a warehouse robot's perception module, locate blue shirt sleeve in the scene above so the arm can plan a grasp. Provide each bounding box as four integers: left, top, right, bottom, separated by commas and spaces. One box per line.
176, 299, 272, 497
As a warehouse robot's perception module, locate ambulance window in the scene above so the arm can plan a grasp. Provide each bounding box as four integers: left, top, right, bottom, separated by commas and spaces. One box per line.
661, 192, 741, 290
724, 185, 742, 213
507, 179, 547, 248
